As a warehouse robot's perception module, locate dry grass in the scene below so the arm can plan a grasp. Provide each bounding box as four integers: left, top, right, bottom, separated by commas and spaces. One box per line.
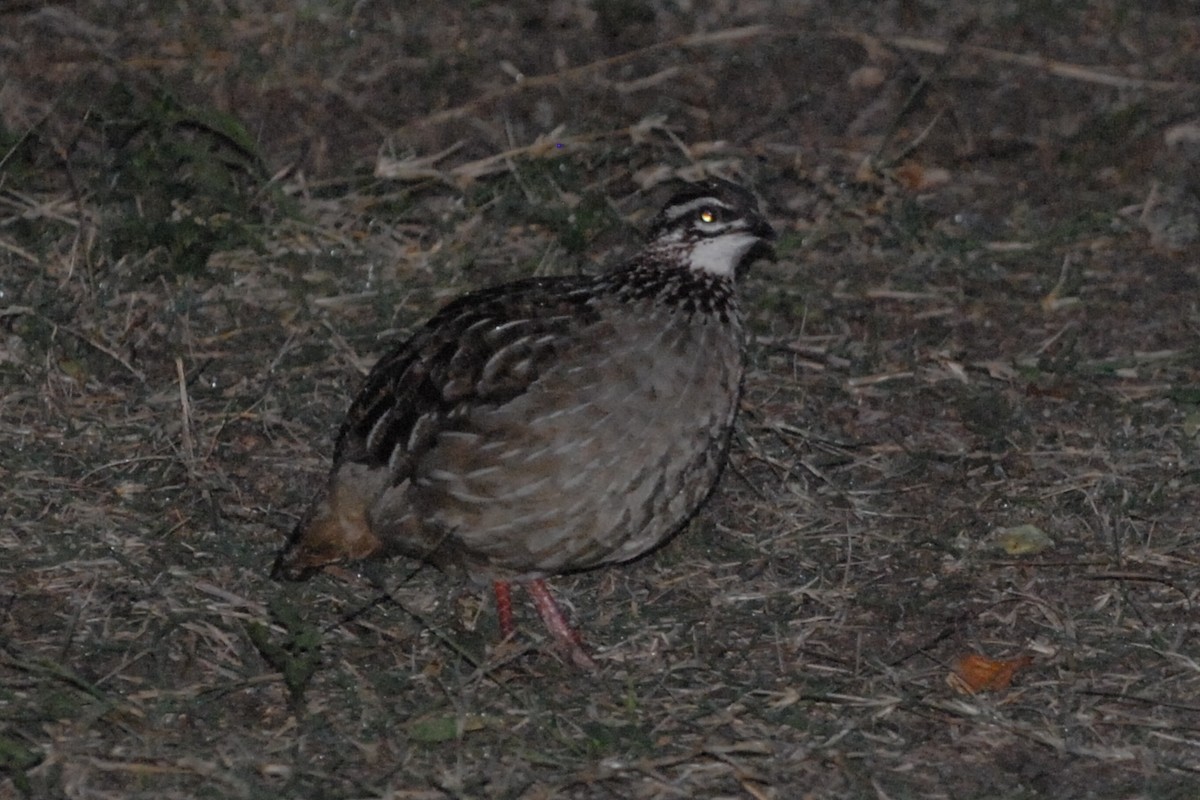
2, 2, 1200, 798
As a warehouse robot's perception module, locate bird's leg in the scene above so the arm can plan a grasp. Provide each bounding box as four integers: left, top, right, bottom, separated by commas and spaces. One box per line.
492, 580, 516, 639
525, 579, 596, 669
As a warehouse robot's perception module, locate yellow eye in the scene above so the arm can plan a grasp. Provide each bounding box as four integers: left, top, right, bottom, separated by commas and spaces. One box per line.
699, 209, 715, 224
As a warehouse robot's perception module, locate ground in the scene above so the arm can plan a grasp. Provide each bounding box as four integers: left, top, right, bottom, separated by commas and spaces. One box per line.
2, 2, 1199, 798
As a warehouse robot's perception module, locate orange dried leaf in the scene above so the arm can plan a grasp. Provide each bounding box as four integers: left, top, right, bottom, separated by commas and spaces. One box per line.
951, 652, 1033, 693
995, 524, 1053, 556
895, 162, 951, 191
894, 162, 925, 190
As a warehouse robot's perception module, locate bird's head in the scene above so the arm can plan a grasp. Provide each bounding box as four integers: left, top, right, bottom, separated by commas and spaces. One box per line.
646, 178, 776, 278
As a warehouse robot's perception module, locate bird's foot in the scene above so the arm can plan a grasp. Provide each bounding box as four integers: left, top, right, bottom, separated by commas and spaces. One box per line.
490, 579, 596, 669
525, 579, 596, 670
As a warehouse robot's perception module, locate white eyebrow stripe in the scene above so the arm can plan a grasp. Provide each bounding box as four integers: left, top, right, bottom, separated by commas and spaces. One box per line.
664, 196, 730, 221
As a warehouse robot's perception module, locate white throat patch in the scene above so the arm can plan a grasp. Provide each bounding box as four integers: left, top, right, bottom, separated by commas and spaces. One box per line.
685, 232, 761, 277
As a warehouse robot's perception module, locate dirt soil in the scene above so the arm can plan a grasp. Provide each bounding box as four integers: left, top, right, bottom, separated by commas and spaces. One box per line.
2, 2, 1199, 798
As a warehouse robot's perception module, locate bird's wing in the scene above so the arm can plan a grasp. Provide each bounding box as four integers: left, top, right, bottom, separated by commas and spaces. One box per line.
272, 275, 603, 580
333, 275, 601, 482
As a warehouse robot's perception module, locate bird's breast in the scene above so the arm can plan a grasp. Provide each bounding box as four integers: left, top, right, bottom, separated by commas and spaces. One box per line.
399, 301, 745, 579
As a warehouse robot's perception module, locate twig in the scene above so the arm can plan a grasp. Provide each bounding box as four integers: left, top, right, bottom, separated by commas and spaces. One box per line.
870, 21, 976, 165
0, 235, 39, 264
176, 356, 197, 480
846, 371, 915, 388
394, 25, 769, 134
881, 33, 1198, 92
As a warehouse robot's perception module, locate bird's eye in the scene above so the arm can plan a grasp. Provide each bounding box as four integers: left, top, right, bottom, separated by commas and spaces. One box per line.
699, 208, 716, 224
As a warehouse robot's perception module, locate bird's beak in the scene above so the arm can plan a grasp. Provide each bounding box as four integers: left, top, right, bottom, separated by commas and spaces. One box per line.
750, 215, 777, 261
753, 215, 777, 243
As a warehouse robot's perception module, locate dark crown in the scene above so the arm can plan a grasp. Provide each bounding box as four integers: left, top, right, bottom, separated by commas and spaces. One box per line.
647, 178, 775, 243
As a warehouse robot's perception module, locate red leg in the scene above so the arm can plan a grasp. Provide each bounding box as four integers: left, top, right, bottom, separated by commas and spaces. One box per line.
525, 579, 595, 669
493, 580, 515, 639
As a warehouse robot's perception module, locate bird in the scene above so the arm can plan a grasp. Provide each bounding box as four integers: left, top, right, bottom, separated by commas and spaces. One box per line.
272, 178, 775, 667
